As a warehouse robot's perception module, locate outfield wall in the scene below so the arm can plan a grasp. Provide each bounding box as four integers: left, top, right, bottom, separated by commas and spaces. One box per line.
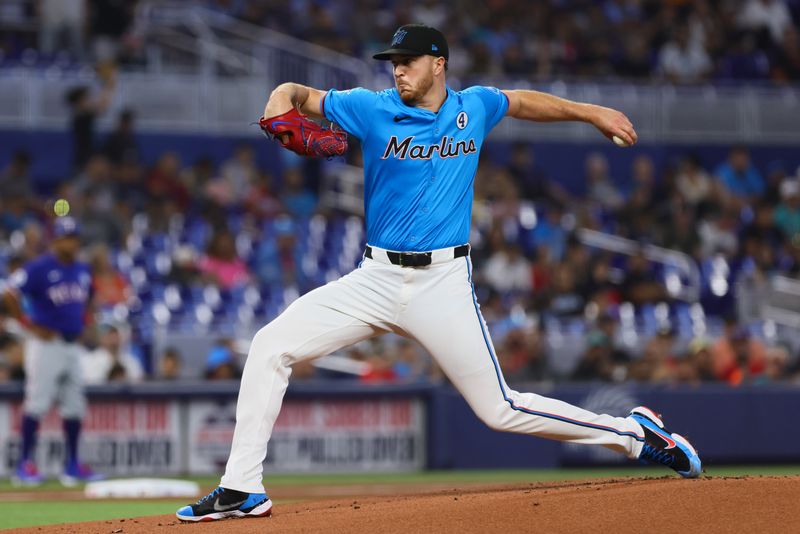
0, 382, 794, 476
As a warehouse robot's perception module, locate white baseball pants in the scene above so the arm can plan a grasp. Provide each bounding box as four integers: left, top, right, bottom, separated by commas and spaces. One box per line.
24, 336, 86, 419
221, 247, 644, 493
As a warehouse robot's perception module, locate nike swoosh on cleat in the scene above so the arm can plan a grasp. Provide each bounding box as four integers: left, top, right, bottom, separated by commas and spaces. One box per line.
656, 432, 677, 450
212, 498, 247, 511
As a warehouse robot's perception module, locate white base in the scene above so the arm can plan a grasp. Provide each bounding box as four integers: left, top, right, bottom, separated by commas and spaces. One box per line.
84, 478, 201, 498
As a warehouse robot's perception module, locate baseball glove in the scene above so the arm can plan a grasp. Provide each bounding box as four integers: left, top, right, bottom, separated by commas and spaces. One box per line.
258, 108, 348, 158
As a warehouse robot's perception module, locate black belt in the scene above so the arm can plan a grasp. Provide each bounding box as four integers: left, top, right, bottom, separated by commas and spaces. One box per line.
364, 244, 469, 267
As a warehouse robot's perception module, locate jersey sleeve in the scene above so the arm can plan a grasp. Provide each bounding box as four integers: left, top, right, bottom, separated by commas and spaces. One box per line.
463, 86, 509, 135
321, 87, 378, 140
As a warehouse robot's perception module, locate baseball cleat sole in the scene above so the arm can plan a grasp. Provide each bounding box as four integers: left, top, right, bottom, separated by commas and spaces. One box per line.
176, 499, 273, 522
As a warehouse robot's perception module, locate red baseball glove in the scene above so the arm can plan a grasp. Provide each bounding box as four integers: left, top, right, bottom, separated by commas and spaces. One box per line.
258, 108, 348, 158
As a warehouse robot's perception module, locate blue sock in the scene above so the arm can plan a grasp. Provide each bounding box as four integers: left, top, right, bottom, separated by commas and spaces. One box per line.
63, 418, 82, 468
20, 415, 40, 463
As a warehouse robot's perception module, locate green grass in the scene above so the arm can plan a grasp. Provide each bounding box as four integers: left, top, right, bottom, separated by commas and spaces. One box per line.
0, 500, 186, 530
1, 466, 799, 530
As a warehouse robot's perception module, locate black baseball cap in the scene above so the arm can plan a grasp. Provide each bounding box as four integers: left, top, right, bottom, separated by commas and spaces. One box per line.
373, 24, 449, 61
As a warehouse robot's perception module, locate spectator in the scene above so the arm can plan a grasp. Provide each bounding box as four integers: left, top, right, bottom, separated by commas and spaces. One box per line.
739, 201, 785, 252
620, 251, 667, 305
545, 262, 586, 317
718, 32, 771, 81
89, 0, 136, 62
713, 146, 765, 206
677, 337, 717, 384
158, 347, 182, 380
675, 155, 714, 209
507, 144, 568, 207
73, 154, 116, 209
168, 245, 201, 286
712, 319, 767, 385
585, 152, 624, 212
582, 255, 622, 308
81, 324, 144, 384
774, 178, 800, 241
199, 230, 251, 289
360, 339, 397, 383
64, 72, 116, 171
639, 326, 680, 383
528, 204, 567, 261
0, 194, 37, 237
737, 0, 793, 45
572, 331, 616, 382
89, 243, 131, 308
483, 243, 532, 293
498, 325, 549, 383
209, 144, 259, 208
698, 207, 740, 257
204, 339, 241, 380
658, 25, 712, 84
771, 26, 800, 82
392, 339, 429, 383
145, 152, 191, 211
256, 216, 302, 288
244, 170, 282, 221
103, 108, 140, 165
0, 149, 34, 202
38, 0, 87, 60
281, 168, 318, 219
76, 186, 125, 248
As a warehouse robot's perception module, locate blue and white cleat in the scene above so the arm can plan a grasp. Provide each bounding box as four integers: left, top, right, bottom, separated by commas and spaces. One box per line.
60, 462, 105, 487
12, 460, 44, 487
176, 486, 273, 522
630, 406, 702, 478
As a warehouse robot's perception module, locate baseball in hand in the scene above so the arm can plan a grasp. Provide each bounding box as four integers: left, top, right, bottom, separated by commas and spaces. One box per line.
612, 135, 630, 148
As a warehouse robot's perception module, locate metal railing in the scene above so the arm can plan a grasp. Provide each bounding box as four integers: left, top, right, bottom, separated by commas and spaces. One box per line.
762, 275, 800, 328
136, 1, 370, 88
576, 228, 701, 302
1, 70, 798, 141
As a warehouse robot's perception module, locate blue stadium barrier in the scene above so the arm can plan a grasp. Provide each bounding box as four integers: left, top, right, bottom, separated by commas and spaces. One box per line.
0, 382, 795, 471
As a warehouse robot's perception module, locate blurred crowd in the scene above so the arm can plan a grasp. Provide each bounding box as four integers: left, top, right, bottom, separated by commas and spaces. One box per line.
0, 0, 799, 83
1, 69, 800, 388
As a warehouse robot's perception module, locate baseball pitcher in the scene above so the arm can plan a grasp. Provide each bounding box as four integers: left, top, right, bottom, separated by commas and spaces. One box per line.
177, 24, 701, 522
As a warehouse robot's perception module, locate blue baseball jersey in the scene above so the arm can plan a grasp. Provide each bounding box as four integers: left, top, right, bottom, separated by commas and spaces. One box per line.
9, 253, 91, 339
322, 85, 508, 251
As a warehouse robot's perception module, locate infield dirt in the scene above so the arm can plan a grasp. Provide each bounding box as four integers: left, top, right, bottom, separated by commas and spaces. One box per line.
11, 476, 800, 534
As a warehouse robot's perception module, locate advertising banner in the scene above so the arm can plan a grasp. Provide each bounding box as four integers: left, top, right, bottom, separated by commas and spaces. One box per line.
0, 400, 182, 477
187, 398, 426, 473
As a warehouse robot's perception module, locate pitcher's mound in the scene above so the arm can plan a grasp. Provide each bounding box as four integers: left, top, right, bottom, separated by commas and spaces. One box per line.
15, 476, 800, 534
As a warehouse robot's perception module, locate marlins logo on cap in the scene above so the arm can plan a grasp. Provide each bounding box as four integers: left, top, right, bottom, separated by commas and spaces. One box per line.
391, 29, 407, 46
373, 24, 449, 60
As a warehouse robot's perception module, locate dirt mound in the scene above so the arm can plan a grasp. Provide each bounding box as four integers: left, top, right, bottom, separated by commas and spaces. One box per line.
14, 476, 800, 534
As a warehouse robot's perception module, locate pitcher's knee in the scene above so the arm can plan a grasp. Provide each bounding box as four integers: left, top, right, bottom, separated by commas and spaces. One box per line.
249, 323, 299, 367
473, 401, 514, 432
